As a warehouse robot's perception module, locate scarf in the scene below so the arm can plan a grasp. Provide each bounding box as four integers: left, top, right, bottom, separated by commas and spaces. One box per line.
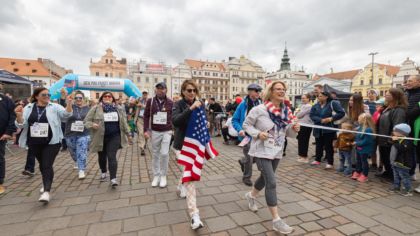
265, 101, 293, 130
102, 103, 117, 113
246, 96, 261, 115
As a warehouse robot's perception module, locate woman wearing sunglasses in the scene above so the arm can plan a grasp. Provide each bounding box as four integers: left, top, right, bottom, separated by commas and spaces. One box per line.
63, 90, 91, 180
172, 79, 205, 230
84, 92, 131, 187
15, 87, 73, 203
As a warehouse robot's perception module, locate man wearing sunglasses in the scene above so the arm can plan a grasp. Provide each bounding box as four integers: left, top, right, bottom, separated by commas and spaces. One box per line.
0, 83, 16, 194
232, 83, 262, 186
143, 82, 174, 188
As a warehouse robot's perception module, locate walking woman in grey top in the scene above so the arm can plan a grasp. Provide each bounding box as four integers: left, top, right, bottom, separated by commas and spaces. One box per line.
295, 93, 313, 163
243, 81, 300, 234
63, 91, 91, 180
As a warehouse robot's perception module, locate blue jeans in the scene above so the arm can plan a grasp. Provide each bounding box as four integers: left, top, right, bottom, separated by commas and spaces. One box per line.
338, 150, 352, 175
66, 135, 90, 171
356, 153, 369, 176
393, 165, 412, 191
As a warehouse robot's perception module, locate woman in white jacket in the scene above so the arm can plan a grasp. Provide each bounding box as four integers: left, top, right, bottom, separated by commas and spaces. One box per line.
243, 81, 299, 234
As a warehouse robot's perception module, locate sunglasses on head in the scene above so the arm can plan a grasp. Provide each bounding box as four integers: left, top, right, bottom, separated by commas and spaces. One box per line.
40, 93, 51, 97
185, 89, 197, 93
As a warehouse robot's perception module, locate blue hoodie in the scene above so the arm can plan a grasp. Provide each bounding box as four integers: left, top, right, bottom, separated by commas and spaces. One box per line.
232, 96, 261, 141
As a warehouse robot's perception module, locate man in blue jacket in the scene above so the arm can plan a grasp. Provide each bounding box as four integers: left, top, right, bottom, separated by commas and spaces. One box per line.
0, 84, 17, 194
232, 84, 262, 186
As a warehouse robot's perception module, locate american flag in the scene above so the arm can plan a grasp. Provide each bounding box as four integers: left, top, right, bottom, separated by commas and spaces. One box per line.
177, 106, 219, 183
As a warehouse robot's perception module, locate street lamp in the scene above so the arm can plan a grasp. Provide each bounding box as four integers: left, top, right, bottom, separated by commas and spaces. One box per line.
368, 52, 378, 88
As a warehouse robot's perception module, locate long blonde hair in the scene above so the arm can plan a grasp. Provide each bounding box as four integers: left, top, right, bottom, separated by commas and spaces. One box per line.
358, 113, 375, 133
262, 81, 287, 102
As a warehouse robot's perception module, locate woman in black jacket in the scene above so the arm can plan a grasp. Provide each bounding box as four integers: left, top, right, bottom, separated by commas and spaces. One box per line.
377, 88, 407, 179
172, 79, 204, 230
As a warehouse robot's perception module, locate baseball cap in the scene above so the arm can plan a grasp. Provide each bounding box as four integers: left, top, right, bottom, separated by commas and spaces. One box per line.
155, 82, 167, 89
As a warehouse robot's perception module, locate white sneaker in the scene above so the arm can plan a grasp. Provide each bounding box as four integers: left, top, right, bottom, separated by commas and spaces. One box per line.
110, 178, 118, 187
273, 218, 294, 234
78, 171, 86, 180
411, 174, 417, 181
151, 176, 160, 187
245, 192, 258, 212
415, 185, 420, 193
100, 173, 108, 182
177, 184, 187, 198
325, 164, 333, 169
159, 176, 167, 188
191, 213, 204, 230
39, 187, 44, 194
39, 192, 50, 203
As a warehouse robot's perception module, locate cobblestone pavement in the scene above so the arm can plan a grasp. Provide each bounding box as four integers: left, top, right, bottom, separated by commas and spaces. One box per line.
1, 137, 420, 236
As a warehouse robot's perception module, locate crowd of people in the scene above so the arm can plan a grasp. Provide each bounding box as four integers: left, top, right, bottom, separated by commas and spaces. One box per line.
0, 74, 419, 233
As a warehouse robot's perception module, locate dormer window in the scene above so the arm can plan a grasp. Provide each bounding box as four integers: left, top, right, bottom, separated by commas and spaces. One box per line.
32, 69, 37, 73
13, 68, 18, 72
26, 62, 30, 66
11, 62, 15, 65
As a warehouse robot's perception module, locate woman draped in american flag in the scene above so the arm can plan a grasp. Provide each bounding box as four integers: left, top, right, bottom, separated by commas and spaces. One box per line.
242, 81, 300, 234
172, 79, 218, 230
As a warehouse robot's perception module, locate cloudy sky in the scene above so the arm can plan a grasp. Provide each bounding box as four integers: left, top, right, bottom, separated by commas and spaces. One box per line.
1, 0, 420, 75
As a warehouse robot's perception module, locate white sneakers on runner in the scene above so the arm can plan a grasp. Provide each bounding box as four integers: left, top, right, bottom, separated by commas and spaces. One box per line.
191, 213, 204, 230
79, 171, 86, 180
273, 218, 294, 234
39, 192, 50, 203
151, 176, 160, 187
245, 192, 258, 212
159, 176, 167, 188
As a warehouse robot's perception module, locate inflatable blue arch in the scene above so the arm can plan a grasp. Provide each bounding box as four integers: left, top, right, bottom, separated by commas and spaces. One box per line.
49, 74, 142, 100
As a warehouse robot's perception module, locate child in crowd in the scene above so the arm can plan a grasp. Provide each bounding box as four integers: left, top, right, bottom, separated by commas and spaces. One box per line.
335, 122, 355, 176
389, 123, 414, 196
351, 113, 375, 182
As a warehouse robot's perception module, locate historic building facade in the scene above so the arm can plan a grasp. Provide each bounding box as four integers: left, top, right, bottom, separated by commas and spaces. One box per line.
351, 63, 400, 97
184, 59, 229, 103
393, 58, 419, 88
265, 46, 312, 105
171, 62, 192, 98
128, 60, 172, 98
89, 48, 127, 99
224, 55, 265, 98
0, 57, 69, 88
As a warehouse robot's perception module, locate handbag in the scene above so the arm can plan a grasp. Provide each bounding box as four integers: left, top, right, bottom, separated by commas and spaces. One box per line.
330, 101, 346, 125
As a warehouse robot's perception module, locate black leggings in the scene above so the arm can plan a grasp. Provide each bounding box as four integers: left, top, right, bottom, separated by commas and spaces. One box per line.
98, 134, 121, 180
379, 146, 392, 175
29, 143, 61, 192
297, 127, 312, 157
315, 133, 335, 165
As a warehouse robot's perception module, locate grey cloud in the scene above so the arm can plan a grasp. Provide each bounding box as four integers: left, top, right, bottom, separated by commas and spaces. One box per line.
1, 0, 420, 75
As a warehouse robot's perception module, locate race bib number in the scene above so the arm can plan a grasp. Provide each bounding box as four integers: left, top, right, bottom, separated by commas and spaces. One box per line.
71, 121, 85, 132
264, 129, 286, 157
30, 123, 49, 138
153, 112, 167, 125
104, 112, 119, 122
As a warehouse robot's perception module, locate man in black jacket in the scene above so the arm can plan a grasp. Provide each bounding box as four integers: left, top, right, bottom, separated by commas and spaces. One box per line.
404, 75, 420, 193
0, 84, 17, 194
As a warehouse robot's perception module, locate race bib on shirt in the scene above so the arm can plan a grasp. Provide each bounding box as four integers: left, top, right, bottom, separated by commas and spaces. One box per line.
30, 122, 49, 137
153, 112, 167, 125
71, 121, 85, 132
104, 112, 119, 122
